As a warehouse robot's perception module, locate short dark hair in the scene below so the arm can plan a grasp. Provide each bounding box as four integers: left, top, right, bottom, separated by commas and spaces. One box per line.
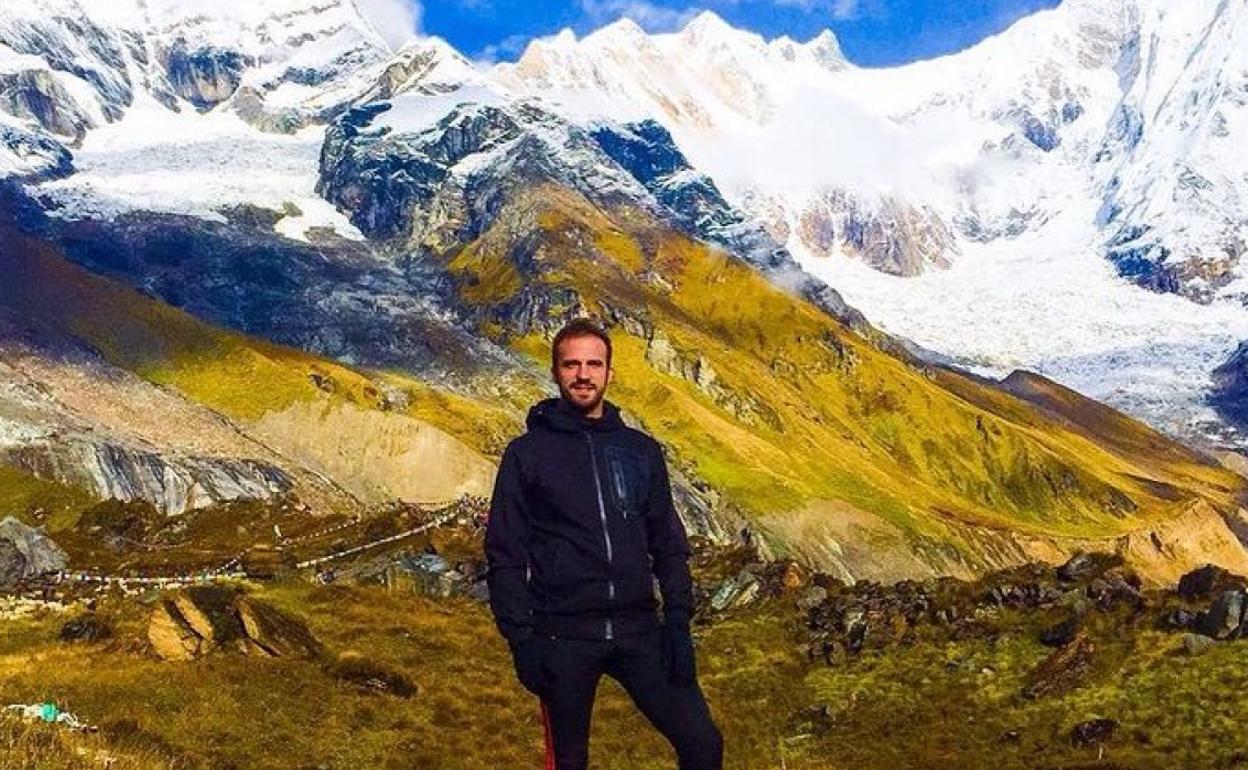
551, 318, 612, 368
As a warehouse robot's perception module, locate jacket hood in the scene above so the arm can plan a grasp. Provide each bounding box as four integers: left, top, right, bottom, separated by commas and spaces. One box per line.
526, 396, 625, 434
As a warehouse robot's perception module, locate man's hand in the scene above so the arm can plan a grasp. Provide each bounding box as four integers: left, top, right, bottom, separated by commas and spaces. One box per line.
508, 635, 554, 697
661, 620, 696, 686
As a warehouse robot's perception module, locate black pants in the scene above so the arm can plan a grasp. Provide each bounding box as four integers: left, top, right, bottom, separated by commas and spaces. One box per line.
537, 629, 723, 770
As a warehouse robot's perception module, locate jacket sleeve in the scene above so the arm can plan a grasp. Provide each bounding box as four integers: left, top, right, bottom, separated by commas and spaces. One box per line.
645, 441, 694, 626
485, 442, 536, 645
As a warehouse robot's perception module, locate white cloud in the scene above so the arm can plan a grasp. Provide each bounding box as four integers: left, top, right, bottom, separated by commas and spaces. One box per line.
578, 0, 705, 32
355, 0, 422, 51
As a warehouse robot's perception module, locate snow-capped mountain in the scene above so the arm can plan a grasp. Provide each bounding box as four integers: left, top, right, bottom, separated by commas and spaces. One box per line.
8, 0, 1248, 584
2, 0, 1247, 453
487, 1, 1248, 448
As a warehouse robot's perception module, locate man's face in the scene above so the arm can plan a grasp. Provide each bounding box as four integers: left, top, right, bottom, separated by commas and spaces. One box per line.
552, 334, 613, 416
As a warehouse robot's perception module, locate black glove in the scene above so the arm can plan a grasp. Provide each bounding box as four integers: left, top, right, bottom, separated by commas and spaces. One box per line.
508, 635, 554, 697
661, 621, 696, 687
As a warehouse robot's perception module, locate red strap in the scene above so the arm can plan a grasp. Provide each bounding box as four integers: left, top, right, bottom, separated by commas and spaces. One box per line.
540, 700, 555, 770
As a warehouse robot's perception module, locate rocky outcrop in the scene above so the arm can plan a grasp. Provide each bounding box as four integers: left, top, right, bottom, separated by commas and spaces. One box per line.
1209, 341, 1248, 431
147, 586, 321, 660
643, 330, 780, 430
0, 516, 67, 588
791, 190, 957, 277
161, 43, 251, 110
0, 70, 96, 142
0, 121, 73, 181
2, 440, 292, 516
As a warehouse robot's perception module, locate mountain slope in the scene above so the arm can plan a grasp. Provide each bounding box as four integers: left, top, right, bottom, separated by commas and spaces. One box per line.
0, 207, 509, 529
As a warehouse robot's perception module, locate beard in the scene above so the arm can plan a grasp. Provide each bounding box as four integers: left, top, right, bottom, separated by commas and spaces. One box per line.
559, 381, 606, 415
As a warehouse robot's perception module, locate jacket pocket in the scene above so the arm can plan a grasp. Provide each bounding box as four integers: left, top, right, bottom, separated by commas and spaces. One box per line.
603, 445, 649, 519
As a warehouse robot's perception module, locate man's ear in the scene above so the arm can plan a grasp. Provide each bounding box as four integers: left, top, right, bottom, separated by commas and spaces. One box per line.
606, 366, 614, 385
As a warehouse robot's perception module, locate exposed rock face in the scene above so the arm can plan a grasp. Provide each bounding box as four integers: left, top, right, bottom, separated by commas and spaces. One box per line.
642, 330, 779, 430
2, 440, 292, 516
162, 43, 251, 110
0, 70, 96, 142
791, 190, 957, 277
0, 515, 68, 587
0, 121, 73, 181
1023, 632, 1096, 699
147, 586, 321, 660
1210, 342, 1248, 431
14, 196, 513, 380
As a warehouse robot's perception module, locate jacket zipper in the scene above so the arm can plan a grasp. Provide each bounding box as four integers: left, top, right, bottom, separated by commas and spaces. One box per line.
585, 431, 615, 640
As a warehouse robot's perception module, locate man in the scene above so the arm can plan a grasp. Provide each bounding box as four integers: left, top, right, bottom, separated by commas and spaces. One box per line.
485, 318, 724, 770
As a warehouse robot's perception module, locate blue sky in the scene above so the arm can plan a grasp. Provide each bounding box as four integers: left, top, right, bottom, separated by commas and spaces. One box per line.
416, 0, 1063, 66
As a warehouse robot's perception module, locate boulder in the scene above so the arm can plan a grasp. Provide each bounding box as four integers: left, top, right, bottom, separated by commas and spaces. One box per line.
0, 516, 68, 587
1180, 633, 1216, 657
147, 587, 320, 661
1193, 590, 1245, 640
1039, 613, 1083, 647
236, 596, 322, 658
710, 569, 761, 612
1177, 564, 1246, 601
1023, 632, 1095, 699
0, 539, 25, 588
148, 600, 203, 661
1057, 551, 1123, 583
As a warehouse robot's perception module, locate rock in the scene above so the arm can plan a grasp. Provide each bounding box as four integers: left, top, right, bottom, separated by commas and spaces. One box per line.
172, 586, 246, 646
1194, 590, 1245, 640
781, 561, 804, 591
1087, 567, 1145, 611
1039, 613, 1083, 647
1177, 564, 1246, 601
1180, 633, 1216, 657
795, 586, 828, 612
1159, 608, 1196, 631
0, 516, 68, 587
59, 614, 113, 643
0, 539, 26, 588
1070, 718, 1118, 748
1023, 632, 1095, 699
148, 600, 203, 661
710, 569, 761, 612
147, 588, 320, 661
1057, 551, 1123, 583
236, 596, 322, 658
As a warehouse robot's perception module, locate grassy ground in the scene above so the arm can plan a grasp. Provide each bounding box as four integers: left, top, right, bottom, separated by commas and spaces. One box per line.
2, 574, 1245, 770
0, 581, 812, 770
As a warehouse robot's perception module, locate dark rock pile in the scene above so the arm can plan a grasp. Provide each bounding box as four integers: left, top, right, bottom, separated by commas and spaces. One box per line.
799, 551, 1147, 665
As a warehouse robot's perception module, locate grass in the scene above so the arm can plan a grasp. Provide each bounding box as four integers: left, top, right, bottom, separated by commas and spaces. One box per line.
0, 581, 816, 770
4, 576, 1247, 770
0, 467, 98, 532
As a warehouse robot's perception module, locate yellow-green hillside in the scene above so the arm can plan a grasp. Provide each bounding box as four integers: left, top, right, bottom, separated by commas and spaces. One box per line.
436, 184, 1246, 578
0, 220, 527, 524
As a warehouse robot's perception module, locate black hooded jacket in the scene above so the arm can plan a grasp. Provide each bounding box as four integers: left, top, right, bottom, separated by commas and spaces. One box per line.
485, 396, 694, 643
